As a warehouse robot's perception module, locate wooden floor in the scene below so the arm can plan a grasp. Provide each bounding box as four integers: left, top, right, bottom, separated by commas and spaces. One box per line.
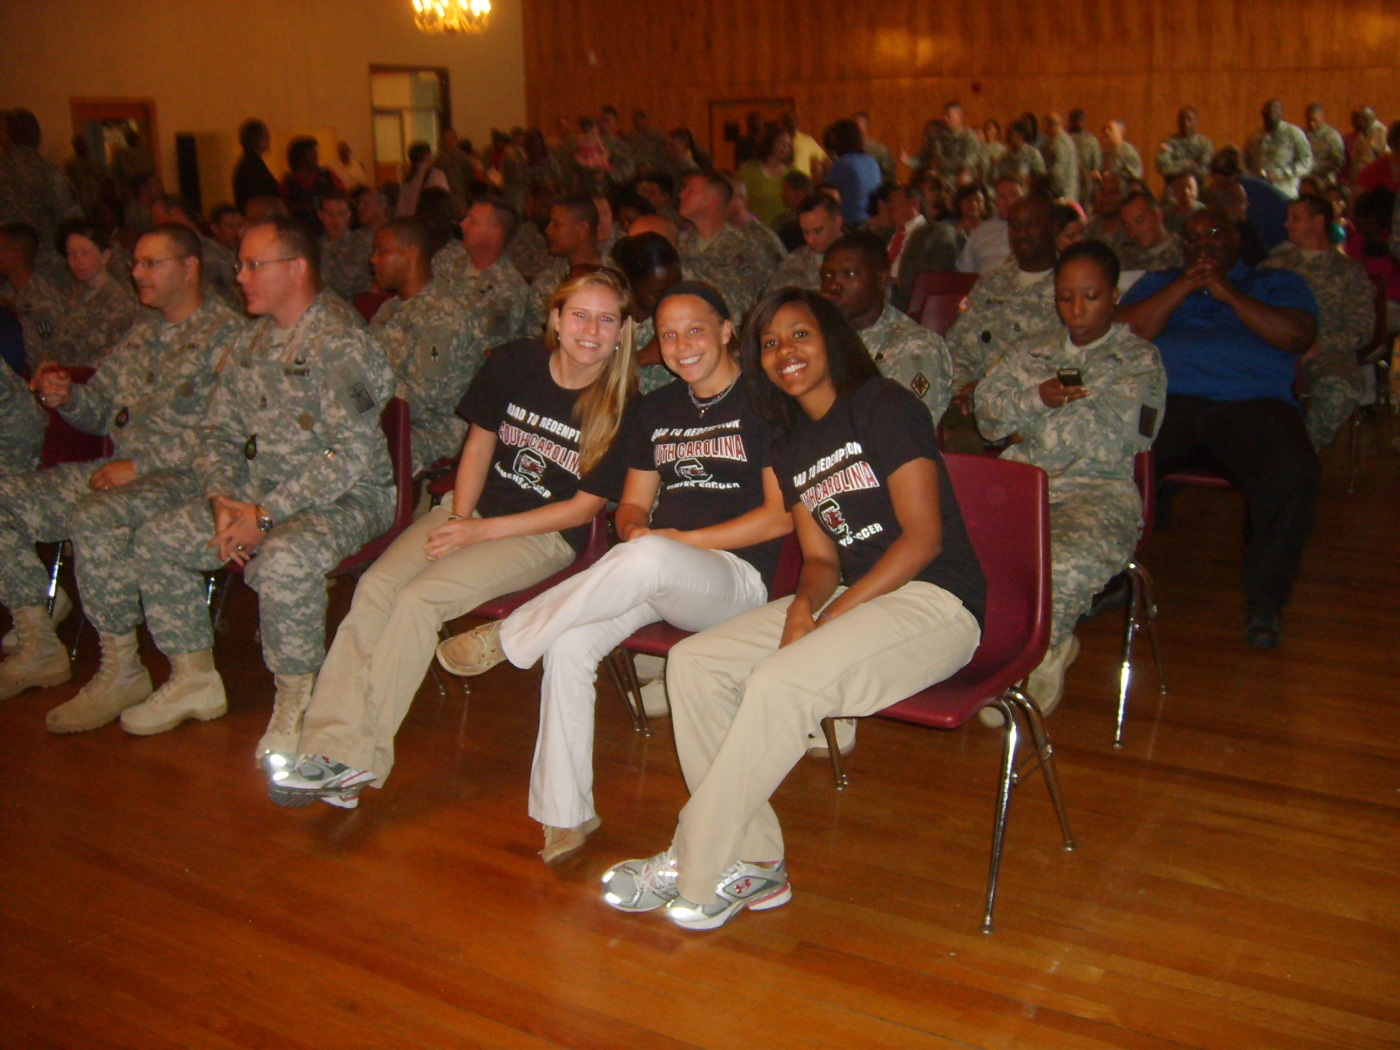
1, 420, 1397, 1049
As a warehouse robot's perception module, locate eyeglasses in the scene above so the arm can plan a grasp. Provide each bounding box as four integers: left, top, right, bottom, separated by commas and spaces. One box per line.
235, 257, 298, 274
1183, 226, 1228, 244
131, 255, 189, 271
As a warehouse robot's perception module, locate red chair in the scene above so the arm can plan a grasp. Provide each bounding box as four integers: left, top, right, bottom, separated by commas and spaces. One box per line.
907, 270, 978, 325
1113, 450, 1167, 748
37, 367, 113, 656
353, 290, 392, 325
919, 284, 976, 339
603, 531, 804, 736
819, 453, 1075, 934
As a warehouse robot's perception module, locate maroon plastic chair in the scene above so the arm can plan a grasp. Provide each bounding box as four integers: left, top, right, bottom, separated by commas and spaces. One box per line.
604, 531, 804, 736
907, 270, 978, 323
353, 290, 392, 325
458, 509, 612, 623
919, 286, 975, 339
818, 452, 1075, 934
1113, 449, 1167, 747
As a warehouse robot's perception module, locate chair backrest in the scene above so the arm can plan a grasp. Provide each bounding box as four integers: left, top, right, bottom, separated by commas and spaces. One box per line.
381, 397, 415, 532
908, 270, 978, 319
1132, 448, 1155, 556
577, 507, 612, 568
919, 292, 968, 338
942, 453, 1051, 686
39, 367, 112, 468
768, 531, 803, 599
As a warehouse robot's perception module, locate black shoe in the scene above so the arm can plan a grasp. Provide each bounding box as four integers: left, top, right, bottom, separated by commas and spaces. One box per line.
1245, 608, 1282, 650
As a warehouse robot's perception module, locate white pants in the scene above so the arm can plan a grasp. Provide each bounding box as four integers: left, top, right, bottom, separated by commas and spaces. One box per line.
666, 582, 980, 904
297, 502, 574, 783
499, 534, 769, 829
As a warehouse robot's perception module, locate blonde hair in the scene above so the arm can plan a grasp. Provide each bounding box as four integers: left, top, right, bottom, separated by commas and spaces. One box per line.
544, 267, 638, 474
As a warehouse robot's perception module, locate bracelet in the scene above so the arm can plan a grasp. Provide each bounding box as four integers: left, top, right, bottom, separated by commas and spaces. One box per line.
446, 513, 462, 521
816, 611, 834, 623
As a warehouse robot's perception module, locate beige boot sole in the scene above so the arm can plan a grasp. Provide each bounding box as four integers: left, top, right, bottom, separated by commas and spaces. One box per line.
0, 665, 72, 701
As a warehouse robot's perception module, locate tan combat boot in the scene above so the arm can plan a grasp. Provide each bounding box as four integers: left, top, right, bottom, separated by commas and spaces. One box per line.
256, 672, 316, 771
120, 650, 227, 735
0, 605, 72, 700
2, 586, 73, 653
46, 630, 153, 733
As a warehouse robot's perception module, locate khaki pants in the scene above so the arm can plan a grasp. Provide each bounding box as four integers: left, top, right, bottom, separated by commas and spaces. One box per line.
297, 503, 574, 782
667, 582, 980, 904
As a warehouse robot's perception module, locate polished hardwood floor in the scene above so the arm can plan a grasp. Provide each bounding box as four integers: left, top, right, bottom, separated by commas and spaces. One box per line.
1, 420, 1397, 1049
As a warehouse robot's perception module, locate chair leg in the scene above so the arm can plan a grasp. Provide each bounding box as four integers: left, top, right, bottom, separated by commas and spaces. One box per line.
1114, 569, 1140, 749
820, 716, 849, 790
606, 650, 652, 737
207, 570, 233, 635
1006, 685, 1076, 853
45, 542, 66, 615
1137, 566, 1167, 695
979, 693, 1020, 934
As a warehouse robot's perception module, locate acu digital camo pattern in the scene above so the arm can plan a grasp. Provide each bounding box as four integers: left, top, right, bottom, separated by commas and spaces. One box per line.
945, 261, 1060, 389
859, 302, 954, 425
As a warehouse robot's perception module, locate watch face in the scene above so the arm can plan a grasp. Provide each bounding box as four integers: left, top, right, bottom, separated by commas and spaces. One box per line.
257, 515, 274, 532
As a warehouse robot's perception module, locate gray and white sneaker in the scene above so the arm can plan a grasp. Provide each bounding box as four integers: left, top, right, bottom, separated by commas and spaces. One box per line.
601, 847, 680, 912
268, 754, 374, 809
665, 859, 791, 930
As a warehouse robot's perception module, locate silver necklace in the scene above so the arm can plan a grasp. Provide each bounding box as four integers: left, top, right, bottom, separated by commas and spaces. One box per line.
688, 375, 739, 417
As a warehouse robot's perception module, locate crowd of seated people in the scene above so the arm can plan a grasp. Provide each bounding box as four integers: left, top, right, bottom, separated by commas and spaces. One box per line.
0, 91, 1394, 931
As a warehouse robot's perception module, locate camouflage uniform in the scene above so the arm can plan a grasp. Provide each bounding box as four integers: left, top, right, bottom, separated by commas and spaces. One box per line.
994, 144, 1046, 184
1305, 124, 1347, 186
859, 302, 954, 424
370, 280, 486, 472
135, 293, 395, 674
199, 235, 241, 309
1071, 131, 1103, 203
632, 316, 678, 395
507, 222, 550, 284
1043, 131, 1081, 201
0, 361, 46, 475
945, 261, 1059, 389
1245, 123, 1314, 199
933, 127, 981, 180
3, 271, 65, 368
43, 276, 138, 370
0, 145, 81, 279
1155, 134, 1215, 186
522, 255, 568, 337
763, 245, 821, 295
432, 245, 529, 347
975, 322, 1166, 646
321, 229, 374, 301
1262, 244, 1375, 449
679, 223, 777, 323
737, 216, 787, 270
1102, 142, 1144, 181
0, 298, 245, 631
1118, 232, 1186, 273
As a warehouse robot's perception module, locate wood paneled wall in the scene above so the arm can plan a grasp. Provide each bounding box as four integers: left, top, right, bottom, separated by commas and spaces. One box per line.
522, 0, 1399, 188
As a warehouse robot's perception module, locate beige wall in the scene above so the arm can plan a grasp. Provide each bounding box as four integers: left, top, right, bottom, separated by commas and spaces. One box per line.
0, 0, 525, 199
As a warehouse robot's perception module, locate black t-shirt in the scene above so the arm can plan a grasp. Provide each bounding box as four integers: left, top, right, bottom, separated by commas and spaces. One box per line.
623, 376, 781, 585
772, 376, 986, 626
455, 339, 628, 550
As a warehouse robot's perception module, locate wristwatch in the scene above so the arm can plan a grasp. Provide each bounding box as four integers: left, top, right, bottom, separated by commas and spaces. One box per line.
255, 506, 274, 533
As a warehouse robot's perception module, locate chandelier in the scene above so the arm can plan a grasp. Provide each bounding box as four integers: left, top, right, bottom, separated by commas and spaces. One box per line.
413, 0, 491, 34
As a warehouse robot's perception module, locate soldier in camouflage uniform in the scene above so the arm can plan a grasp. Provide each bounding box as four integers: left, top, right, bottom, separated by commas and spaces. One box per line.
1155, 107, 1214, 193
976, 240, 1165, 720
0, 110, 82, 281
1245, 100, 1314, 199
523, 197, 605, 334
933, 104, 981, 181
0, 354, 46, 475
946, 196, 1063, 391
318, 193, 374, 302
1118, 191, 1186, 272
1043, 113, 1081, 202
727, 180, 788, 272
678, 171, 776, 323
1101, 120, 1144, 182
1263, 196, 1375, 449
0, 222, 65, 365
763, 193, 844, 295
1303, 105, 1347, 188
369, 218, 486, 472
0, 225, 245, 733
46, 220, 138, 370
150, 195, 241, 309
821, 231, 954, 424
434, 196, 529, 348
126, 218, 394, 759
1068, 109, 1103, 205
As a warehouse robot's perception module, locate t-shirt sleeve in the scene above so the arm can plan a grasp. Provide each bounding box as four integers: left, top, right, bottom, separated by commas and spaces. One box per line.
1120, 269, 1176, 306
860, 381, 940, 480
455, 339, 537, 428
770, 431, 798, 510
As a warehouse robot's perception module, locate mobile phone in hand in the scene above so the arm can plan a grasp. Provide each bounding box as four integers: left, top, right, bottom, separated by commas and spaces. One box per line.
1057, 368, 1083, 387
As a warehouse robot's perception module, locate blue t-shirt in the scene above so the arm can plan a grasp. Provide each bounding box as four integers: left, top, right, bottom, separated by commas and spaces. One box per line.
827, 153, 883, 226
1120, 262, 1317, 403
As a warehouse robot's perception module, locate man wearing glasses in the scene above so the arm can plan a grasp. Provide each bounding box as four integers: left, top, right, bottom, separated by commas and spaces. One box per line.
1119, 206, 1320, 650
126, 217, 394, 769
0, 224, 245, 730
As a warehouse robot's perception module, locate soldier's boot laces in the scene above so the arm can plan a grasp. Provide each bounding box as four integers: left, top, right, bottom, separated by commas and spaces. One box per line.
47, 630, 152, 733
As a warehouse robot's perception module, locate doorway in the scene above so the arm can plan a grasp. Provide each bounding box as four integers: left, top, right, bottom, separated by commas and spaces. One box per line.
369, 67, 451, 189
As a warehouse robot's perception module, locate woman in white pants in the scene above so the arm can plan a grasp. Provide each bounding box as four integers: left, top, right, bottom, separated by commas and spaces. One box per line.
267, 269, 637, 808
435, 282, 791, 864
601, 288, 987, 930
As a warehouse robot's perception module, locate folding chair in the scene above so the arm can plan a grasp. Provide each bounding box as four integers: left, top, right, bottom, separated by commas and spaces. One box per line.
907, 270, 978, 327
603, 532, 804, 736
36, 367, 112, 657
1112, 449, 1167, 747
818, 453, 1075, 934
